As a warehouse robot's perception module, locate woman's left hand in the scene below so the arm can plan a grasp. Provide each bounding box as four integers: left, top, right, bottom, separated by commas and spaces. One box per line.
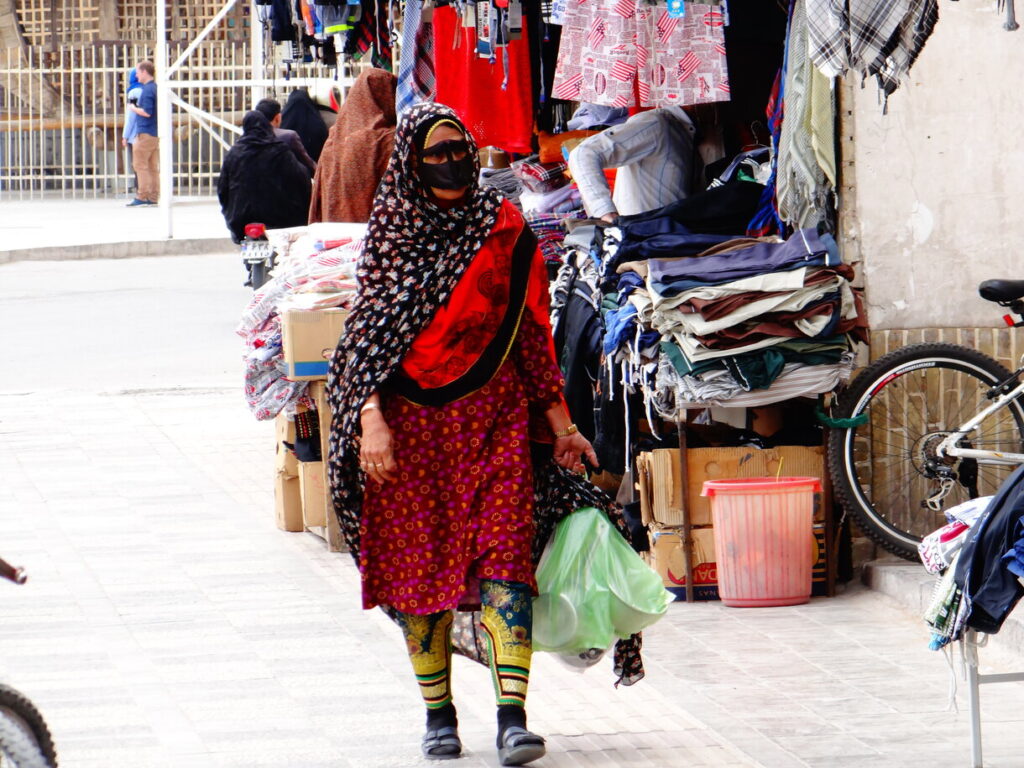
554, 432, 599, 474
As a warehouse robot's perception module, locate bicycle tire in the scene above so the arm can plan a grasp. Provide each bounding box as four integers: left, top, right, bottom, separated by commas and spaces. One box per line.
0, 686, 56, 768
828, 342, 1024, 560
0, 714, 48, 768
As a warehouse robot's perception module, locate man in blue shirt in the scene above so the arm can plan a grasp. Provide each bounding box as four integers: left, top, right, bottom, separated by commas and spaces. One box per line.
127, 60, 159, 206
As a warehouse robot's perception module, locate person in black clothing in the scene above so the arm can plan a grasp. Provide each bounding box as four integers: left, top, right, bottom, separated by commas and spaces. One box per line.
254, 98, 317, 176
280, 89, 329, 162
217, 111, 312, 244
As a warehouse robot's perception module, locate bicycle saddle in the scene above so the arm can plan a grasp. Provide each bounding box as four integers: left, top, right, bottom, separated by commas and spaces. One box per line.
979, 279, 1024, 303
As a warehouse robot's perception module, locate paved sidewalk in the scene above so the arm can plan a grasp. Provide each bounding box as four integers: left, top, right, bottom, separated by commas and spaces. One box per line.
8, 394, 1024, 768
0, 198, 231, 262
5, 252, 1024, 767
0, 389, 758, 768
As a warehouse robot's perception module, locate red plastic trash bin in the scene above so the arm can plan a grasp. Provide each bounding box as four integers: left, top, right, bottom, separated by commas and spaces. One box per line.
701, 477, 821, 607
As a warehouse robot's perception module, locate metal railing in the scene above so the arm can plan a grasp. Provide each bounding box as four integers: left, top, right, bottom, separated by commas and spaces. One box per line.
0, 40, 338, 200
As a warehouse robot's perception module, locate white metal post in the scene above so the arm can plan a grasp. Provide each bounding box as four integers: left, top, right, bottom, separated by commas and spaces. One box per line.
156, 0, 173, 238
251, 1, 267, 106
965, 633, 984, 768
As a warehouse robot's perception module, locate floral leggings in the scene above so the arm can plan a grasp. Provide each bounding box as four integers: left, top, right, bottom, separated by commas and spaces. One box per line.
394, 580, 533, 711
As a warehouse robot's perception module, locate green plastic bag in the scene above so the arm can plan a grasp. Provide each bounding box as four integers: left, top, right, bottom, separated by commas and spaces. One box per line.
533, 507, 671, 653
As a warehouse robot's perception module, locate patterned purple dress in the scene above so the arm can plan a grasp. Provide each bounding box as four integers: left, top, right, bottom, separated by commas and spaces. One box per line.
360, 206, 565, 615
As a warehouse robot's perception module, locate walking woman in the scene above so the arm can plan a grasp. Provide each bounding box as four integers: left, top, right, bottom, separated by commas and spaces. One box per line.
326, 103, 599, 765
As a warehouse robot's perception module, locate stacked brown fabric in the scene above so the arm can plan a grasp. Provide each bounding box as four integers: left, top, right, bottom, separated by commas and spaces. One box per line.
308, 68, 397, 224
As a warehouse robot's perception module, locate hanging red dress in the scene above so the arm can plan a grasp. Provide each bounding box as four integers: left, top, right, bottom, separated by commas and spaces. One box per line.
432, 5, 535, 154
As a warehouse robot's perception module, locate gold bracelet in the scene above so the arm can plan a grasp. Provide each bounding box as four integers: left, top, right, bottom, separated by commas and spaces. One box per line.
554, 423, 578, 438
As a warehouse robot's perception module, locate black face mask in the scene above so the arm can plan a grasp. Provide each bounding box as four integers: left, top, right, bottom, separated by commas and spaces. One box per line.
417, 139, 476, 190
418, 156, 476, 190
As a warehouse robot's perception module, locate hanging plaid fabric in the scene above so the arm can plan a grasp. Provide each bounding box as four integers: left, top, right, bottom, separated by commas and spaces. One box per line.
340, 0, 394, 70
805, 0, 940, 100
397, 0, 436, 114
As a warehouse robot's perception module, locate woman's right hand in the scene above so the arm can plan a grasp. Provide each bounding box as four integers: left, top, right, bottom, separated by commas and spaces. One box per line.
360, 409, 397, 485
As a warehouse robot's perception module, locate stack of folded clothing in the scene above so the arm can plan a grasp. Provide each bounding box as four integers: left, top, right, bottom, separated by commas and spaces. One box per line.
525, 211, 585, 268
237, 227, 365, 421
511, 154, 588, 269
480, 166, 523, 209
511, 153, 586, 217
599, 215, 866, 418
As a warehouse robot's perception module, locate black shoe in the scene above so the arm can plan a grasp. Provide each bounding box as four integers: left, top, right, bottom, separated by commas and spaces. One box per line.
422, 725, 462, 761
498, 726, 546, 766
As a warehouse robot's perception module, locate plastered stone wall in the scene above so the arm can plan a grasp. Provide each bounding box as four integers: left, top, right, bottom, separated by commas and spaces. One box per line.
846, 1, 1024, 331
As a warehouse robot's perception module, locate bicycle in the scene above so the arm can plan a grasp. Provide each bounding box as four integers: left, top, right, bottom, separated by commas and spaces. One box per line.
827, 279, 1024, 561
0, 557, 58, 768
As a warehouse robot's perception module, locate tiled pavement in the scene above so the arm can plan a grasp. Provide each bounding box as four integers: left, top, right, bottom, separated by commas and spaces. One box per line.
5, 253, 1024, 767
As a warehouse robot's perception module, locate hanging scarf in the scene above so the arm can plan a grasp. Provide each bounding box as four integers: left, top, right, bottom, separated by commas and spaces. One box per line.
326, 102, 645, 685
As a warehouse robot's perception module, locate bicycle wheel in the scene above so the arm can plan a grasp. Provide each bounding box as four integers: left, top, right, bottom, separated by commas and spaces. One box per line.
0, 715, 48, 768
0, 686, 56, 768
828, 343, 1024, 560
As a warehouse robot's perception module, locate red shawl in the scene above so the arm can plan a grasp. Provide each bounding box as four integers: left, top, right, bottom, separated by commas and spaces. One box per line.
400, 200, 556, 391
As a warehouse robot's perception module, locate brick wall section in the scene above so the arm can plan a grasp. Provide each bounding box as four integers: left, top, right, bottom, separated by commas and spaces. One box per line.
869, 326, 1020, 372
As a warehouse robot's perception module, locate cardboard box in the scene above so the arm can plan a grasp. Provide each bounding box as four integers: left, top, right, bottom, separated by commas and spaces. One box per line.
650, 449, 713, 527
281, 308, 348, 381
299, 460, 329, 528
275, 412, 298, 473
639, 445, 828, 527
651, 527, 719, 601
275, 472, 304, 532
299, 383, 349, 552
274, 413, 303, 532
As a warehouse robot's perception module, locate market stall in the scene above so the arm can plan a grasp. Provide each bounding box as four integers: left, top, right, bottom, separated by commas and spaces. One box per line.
242, 0, 944, 604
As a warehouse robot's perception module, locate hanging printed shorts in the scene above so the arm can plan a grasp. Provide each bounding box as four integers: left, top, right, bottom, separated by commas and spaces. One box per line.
551, 1, 730, 108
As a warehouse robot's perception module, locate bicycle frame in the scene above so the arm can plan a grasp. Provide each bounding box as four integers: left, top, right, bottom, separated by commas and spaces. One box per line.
938, 374, 1024, 466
